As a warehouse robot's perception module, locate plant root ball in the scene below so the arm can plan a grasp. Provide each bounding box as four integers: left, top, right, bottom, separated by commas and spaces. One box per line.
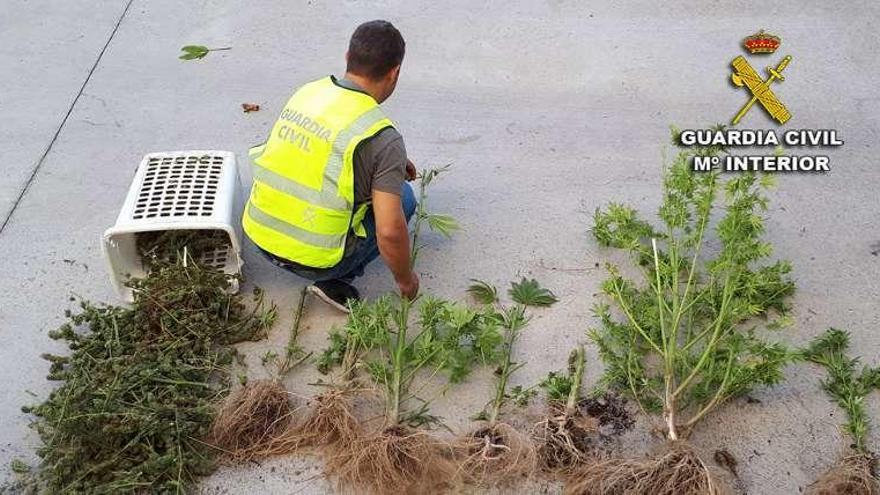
535, 409, 599, 475
327, 425, 456, 494
807, 454, 880, 495
457, 422, 538, 486
209, 379, 294, 462
261, 388, 361, 457
565, 442, 733, 495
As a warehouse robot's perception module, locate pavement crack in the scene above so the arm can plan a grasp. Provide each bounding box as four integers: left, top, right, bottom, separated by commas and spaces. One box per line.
0, 0, 136, 236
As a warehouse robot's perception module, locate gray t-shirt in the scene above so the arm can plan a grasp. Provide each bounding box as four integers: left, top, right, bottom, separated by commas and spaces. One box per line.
332, 76, 407, 209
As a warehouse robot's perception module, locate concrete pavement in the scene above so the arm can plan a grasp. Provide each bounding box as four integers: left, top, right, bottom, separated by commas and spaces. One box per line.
1, 1, 878, 493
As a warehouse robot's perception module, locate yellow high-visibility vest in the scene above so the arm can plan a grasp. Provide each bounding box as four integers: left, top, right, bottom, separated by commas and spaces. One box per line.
242, 76, 393, 268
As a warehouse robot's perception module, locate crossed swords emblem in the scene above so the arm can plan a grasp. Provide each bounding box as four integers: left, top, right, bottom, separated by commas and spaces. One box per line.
730, 55, 792, 125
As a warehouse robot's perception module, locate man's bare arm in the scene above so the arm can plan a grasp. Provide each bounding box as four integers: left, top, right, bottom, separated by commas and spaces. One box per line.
372, 189, 419, 298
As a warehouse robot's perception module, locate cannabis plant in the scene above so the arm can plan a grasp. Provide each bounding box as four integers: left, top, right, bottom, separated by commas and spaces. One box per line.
535, 344, 592, 473
24, 254, 275, 493
573, 143, 795, 494
411, 164, 459, 268
210, 286, 312, 461
536, 345, 634, 476
801, 328, 880, 494
326, 295, 501, 493
457, 278, 559, 485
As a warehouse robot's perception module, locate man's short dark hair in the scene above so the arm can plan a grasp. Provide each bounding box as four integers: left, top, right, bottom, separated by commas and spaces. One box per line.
346, 20, 405, 80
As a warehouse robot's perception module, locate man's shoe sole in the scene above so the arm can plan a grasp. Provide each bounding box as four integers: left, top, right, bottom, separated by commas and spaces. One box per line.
307, 285, 352, 314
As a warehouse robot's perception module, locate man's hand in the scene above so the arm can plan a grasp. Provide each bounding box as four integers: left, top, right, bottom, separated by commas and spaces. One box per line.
397, 271, 420, 300
372, 189, 417, 298
405, 159, 417, 181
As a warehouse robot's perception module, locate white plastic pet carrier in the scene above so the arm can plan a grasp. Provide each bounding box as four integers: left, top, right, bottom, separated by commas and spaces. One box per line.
102, 150, 244, 301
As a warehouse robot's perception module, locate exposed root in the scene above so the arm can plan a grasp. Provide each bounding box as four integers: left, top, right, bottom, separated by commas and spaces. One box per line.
260, 388, 361, 456
456, 421, 538, 486
807, 454, 880, 495
327, 425, 456, 494
535, 406, 600, 475
209, 379, 295, 461
565, 442, 732, 495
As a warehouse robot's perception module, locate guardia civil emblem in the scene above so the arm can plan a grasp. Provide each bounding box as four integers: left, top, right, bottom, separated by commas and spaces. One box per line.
730, 30, 792, 125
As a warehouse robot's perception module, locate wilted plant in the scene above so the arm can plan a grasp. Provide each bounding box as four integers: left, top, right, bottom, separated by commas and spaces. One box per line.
467, 278, 499, 305
24, 251, 275, 493
569, 143, 795, 495
802, 328, 880, 495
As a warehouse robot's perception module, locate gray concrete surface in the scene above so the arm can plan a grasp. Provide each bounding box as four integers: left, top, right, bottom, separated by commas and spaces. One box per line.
1, 0, 879, 493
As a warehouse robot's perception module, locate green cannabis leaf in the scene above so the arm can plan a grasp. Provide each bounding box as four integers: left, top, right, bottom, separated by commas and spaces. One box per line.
179, 45, 210, 60
540, 370, 574, 403
509, 277, 558, 307
426, 213, 459, 238
467, 279, 498, 305
178, 44, 231, 60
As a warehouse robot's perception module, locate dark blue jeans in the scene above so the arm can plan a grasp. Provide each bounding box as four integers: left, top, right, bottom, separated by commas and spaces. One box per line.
260, 182, 417, 283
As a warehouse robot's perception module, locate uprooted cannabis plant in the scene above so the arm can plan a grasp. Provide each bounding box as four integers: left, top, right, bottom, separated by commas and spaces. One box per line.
325, 294, 503, 493
273, 165, 459, 460
569, 141, 795, 495
535, 344, 634, 477
456, 277, 558, 486
209, 286, 311, 461
802, 328, 880, 495
24, 242, 276, 493
316, 164, 458, 379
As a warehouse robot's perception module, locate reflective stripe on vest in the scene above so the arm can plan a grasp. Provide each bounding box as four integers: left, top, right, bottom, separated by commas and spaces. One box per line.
242, 77, 393, 268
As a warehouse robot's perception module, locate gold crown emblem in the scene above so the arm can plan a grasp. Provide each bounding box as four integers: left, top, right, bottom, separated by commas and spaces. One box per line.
743, 30, 781, 54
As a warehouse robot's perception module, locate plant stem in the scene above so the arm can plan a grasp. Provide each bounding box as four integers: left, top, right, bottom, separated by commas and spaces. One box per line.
388, 299, 411, 426
278, 286, 309, 376
609, 279, 663, 355
490, 318, 520, 425
652, 238, 678, 441
409, 175, 429, 270
564, 344, 586, 417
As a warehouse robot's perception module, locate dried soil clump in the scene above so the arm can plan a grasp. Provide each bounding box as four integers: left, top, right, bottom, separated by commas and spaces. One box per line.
209, 379, 295, 461
808, 454, 880, 495
327, 425, 456, 494
458, 422, 538, 485
566, 442, 732, 495
536, 395, 633, 475
579, 393, 634, 437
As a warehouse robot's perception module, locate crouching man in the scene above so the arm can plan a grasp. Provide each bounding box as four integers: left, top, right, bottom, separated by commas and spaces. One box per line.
242, 20, 419, 312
